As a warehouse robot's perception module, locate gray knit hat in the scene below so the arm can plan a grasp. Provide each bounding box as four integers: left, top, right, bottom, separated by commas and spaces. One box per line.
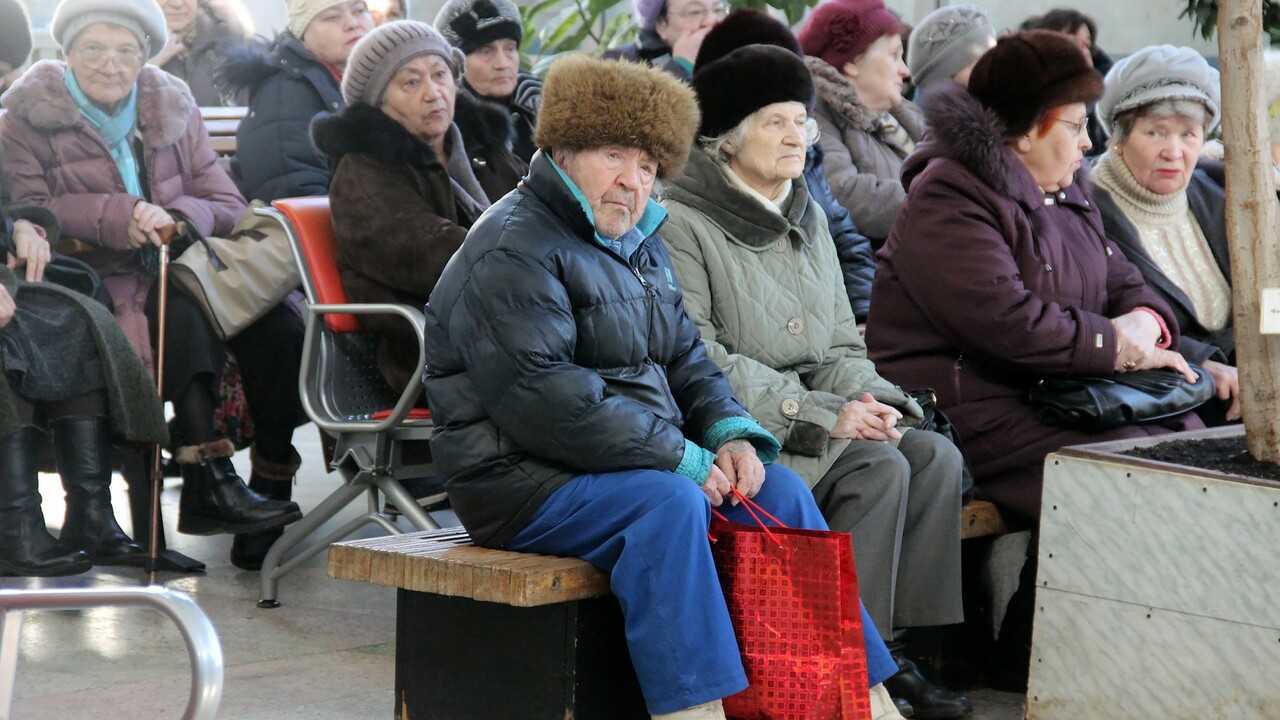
342, 20, 465, 106
908, 5, 994, 89
51, 0, 168, 59
1099, 44, 1220, 136
434, 0, 522, 55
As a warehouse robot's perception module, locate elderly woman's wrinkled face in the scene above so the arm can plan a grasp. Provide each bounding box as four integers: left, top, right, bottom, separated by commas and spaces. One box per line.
466, 39, 519, 99
368, 0, 406, 26
1017, 102, 1092, 192
726, 101, 811, 191
1117, 113, 1204, 196
381, 54, 457, 147
302, 1, 374, 69
68, 24, 146, 110
553, 145, 657, 239
655, 0, 727, 47
843, 33, 909, 113
159, 0, 199, 33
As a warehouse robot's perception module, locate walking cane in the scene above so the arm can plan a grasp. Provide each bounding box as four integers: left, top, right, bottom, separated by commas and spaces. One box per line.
148, 222, 183, 585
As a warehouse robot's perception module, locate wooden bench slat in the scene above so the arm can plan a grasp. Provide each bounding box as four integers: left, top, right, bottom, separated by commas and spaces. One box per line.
961, 499, 1009, 539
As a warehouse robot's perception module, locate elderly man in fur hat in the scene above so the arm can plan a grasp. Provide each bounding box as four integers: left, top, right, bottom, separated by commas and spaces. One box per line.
424, 54, 897, 720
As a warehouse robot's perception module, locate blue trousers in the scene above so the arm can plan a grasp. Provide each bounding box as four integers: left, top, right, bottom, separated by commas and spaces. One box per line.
507, 463, 897, 714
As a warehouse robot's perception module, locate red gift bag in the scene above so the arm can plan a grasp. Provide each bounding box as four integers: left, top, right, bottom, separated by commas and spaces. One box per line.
710, 493, 871, 720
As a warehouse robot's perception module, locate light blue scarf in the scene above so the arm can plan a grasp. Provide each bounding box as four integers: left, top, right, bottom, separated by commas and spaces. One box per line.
64, 69, 142, 197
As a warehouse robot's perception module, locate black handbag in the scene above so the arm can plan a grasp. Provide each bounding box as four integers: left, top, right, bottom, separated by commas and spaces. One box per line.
1027, 365, 1216, 432
908, 388, 976, 504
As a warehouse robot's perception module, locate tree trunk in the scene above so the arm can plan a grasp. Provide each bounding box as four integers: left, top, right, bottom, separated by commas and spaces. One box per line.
1218, 0, 1280, 461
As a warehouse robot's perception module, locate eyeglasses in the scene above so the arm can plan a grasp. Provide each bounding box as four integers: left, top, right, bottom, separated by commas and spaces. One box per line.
74, 44, 144, 70
1055, 115, 1090, 137
671, 3, 728, 22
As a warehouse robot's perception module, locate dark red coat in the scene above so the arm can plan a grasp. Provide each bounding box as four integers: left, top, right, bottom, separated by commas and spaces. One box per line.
866, 83, 1200, 522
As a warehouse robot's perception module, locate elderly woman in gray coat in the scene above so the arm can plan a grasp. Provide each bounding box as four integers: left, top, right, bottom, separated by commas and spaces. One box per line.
661, 45, 971, 720
797, 0, 923, 245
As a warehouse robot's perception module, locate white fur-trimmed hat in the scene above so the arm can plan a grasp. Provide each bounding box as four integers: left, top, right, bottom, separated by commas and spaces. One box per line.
51, 0, 168, 59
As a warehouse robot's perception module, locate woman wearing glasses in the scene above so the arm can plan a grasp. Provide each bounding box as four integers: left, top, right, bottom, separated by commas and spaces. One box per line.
605, 0, 727, 79
865, 31, 1202, 691
0, 0, 302, 565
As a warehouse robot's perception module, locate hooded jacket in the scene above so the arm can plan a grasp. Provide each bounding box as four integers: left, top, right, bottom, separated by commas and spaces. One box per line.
662, 149, 919, 487
220, 32, 343, 202
423, 152, 777, 548
806, 56, 925, 244
0, 61, 246, 371
866, 82, 1183, 516
312, 98, 523, 394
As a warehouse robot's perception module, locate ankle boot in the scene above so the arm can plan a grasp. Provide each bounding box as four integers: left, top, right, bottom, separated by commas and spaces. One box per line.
50, 416, 145, 566
230, 447, 300, 571
0, 427, 92, 577
119, 450, 206, 573
176, 440, 302, 535
883, 653, 972, 719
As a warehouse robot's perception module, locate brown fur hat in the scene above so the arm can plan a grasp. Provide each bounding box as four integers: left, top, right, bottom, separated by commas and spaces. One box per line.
968, 30, 1102, 138
534, 54, 700, 180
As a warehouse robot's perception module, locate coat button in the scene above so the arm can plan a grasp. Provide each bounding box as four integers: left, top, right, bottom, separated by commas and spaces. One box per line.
781, 399, 800, 417
1058, 191, 1067, 200
787, 318, 804, 334
772, 239, 786, 252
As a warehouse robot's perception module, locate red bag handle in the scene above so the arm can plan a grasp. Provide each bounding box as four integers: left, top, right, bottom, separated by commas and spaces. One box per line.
710, 487, 787, 545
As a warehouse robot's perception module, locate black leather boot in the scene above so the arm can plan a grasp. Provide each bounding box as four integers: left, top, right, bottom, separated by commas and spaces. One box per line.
230, 447, 300, 571
50, 416, 146, 566
119, 449, 206, 573
0, 427, 92, 577
177, 440, 301, 535
884, 653, 973, 719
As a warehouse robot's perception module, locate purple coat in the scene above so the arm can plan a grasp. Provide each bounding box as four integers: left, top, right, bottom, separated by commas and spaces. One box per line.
866, 83, 1201, 522
1, 61, 246, 372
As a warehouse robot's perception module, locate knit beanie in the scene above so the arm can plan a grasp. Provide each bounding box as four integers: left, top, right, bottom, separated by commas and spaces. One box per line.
1098, 44, 1220, 136
342, 20, 465, 106
287, 0, 347, 40
535, 54, 700, 179
908, 4, 994, 89
0, 0, 32, 69
434, 0, 522, 54
968, 30, 1103, 138
694, 44, 814, 138
695, 8, 801, 72
633, 0, 665, 29
51, 0, 168, 58
798, 0, 900, 71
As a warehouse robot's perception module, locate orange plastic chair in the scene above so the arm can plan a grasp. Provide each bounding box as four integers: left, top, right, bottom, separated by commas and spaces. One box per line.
251, 197, 443, 607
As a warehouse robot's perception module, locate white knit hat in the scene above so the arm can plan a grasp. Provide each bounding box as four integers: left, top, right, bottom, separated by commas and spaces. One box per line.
51, 0, 168, 59
342, 20, 465, 106
287, 0, 347, 40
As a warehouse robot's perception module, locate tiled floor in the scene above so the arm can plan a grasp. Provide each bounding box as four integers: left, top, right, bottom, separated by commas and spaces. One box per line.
2, 426, 1026, 719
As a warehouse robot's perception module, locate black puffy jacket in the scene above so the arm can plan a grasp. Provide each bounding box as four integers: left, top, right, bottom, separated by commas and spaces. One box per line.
424, 153, 771, 548
804, 145, 875, 322
220, 33, 344, 202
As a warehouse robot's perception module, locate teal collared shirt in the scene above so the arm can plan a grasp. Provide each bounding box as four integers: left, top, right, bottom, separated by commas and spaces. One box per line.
547, 155, 667, 263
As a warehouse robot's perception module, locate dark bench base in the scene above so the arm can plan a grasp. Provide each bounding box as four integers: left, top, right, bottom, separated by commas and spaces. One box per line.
395, 590, 647, 720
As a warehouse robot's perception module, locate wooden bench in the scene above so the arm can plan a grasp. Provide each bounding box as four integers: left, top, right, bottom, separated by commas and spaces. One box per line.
200, 106, 245, 168
327, 500, 1011, 719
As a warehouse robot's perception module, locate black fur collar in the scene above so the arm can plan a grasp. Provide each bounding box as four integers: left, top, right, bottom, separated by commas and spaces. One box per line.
453, 88, 516, 154
311, 103, 439, 169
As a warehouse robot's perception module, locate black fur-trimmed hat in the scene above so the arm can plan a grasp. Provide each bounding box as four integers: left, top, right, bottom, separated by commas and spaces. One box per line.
434, 0, 522, 55
968, 30, 1103, 138
534, 54, 700, 180
0, 0, 32, 69
693, 44, 815, 139
694, 8, 802, 72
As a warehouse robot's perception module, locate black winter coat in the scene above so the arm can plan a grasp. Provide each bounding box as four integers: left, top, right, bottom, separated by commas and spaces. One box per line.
1093, 168, 1233, 364
805, 145, 875, 322
424, 153, 756, 548
221, 33, 344, 202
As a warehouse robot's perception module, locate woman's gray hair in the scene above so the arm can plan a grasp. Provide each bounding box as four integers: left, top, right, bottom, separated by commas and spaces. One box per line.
698, 112, 820, 163
1112, 98, 1210, 145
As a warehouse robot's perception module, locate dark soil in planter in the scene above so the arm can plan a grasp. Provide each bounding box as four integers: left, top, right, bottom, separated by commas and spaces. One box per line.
1124, 436, 1280, 481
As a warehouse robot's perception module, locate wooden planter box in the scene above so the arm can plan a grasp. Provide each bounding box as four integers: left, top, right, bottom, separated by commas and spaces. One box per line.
1029, 425, 1280, 718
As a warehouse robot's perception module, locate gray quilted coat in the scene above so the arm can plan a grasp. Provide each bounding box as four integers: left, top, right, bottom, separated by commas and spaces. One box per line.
806, 57, 925, 243
661, 150, 921, 487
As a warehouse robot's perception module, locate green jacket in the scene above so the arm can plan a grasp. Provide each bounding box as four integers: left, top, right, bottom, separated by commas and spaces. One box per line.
661, 149, 921, 487
0, 212, 167, 445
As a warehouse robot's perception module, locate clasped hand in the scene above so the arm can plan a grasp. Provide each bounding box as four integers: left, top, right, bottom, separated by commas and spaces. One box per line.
831, 392, 903, 442
1111, 310, 1196, 382
701, 438, 765, 507
127, 202, 175, 249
